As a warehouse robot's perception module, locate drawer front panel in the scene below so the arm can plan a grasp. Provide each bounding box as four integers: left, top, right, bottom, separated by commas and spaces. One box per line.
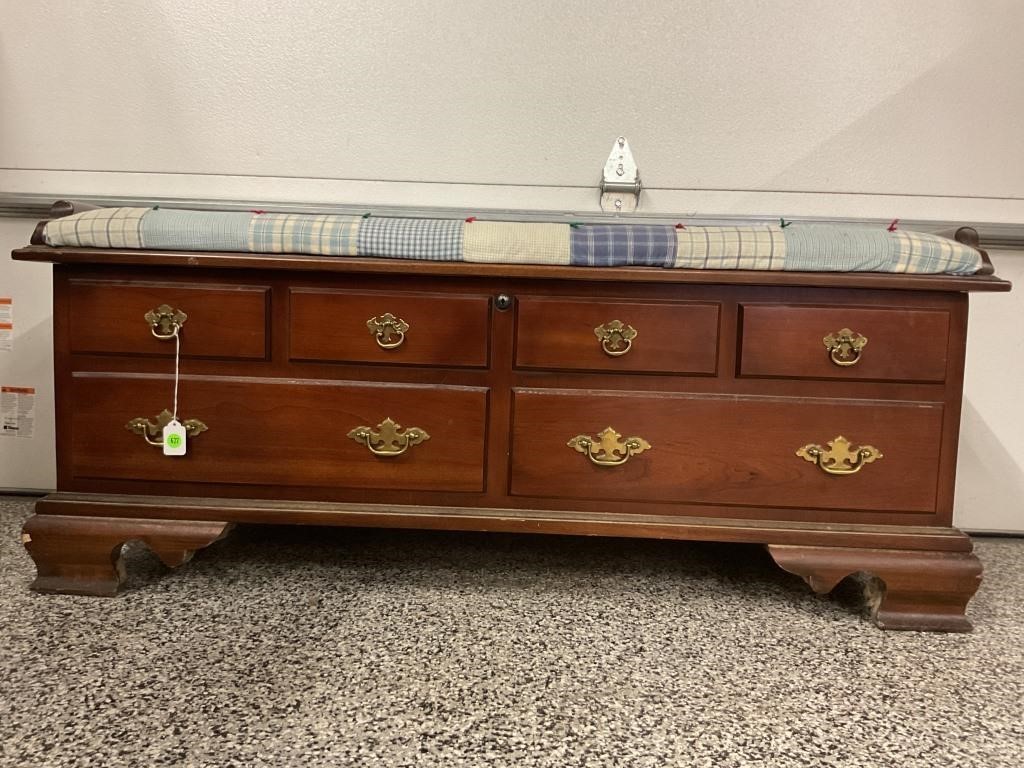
69, 281, 269, 359
515, 297, 719, 374
510, 390, 942, 513
739, 305, 950, 382
290, 289, 490, 367
71, 376, 487, 492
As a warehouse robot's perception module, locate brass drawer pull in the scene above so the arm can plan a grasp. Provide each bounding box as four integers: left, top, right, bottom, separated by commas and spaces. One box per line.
824, 328, 867, 367
367, 313, 410, 349
348, 418, 429, 457
568, 427, 651, 467
126, 409, 207, 447
145, 304, 188, 340
594, 320, 637, 357
796, 435, 882, 475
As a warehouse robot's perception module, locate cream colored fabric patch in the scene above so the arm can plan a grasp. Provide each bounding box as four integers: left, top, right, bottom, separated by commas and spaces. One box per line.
248, 214, 360, 256
44, 207, 149, 248
463, 222, 570, 265
674, 225, 786, 270
890, 230, 982, 275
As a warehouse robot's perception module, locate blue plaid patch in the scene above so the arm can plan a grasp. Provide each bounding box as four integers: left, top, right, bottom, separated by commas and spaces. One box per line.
142, 209, 251, 252
357, 217, 464, 261
783, 225, 895, 272
781, 225, 981, 274
570, 225, 676, 267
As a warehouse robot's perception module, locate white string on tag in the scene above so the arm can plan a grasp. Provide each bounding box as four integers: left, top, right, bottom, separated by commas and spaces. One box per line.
172, 327, 180, 420
162, 325, 187, 456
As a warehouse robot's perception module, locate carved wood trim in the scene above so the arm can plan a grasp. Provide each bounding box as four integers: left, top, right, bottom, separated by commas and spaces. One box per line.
22, 514, 233, 596
767, 544, 983, 632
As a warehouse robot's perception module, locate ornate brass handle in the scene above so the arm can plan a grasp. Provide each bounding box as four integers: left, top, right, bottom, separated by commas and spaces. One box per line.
594, 320, 637, 357
367, 313, 410, 350
125, 409, 207, 446
145, 304, 188, 340
796, 435, 882, 475
347, 418, 429, 456
568, 427, 651, 467
823, 328, 867, 367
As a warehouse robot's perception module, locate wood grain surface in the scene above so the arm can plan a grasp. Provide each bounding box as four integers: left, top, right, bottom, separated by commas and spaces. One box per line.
12, 239, 1006, 627
68, 279, 269, 359
70, 374, 489, 493
290, 287, 490, 367
510, 389, 943, 513
739, 303, 950, 382
515, 296, 720, 374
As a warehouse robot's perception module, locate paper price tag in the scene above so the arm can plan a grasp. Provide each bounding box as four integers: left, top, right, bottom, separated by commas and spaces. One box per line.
162, 419, 187, 456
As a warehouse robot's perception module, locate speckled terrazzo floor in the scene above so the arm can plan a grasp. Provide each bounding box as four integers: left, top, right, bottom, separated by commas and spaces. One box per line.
1, 496, 1022, 768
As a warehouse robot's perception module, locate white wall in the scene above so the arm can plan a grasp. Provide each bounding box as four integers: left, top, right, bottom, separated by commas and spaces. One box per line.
0, 1, 1021, 529
956, 249, 1024, 532
0, 219, 55, 491
2, 0, 1023, 222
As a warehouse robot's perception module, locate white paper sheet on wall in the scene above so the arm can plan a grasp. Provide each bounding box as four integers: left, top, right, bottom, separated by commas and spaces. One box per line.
1, 386, 35, 438
0, 298, 12, 351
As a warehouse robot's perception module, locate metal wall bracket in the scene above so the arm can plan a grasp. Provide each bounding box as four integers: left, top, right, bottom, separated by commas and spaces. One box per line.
600, 136, 642, 214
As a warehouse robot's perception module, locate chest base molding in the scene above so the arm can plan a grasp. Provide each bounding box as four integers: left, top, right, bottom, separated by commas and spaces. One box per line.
23, 493, 980, 631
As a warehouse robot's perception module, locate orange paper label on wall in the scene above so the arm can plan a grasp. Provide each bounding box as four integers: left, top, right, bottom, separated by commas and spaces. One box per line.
1, 386, 36, 438
0, 298, 11, 351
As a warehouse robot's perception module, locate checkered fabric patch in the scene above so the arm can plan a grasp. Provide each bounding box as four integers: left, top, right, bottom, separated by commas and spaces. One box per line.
142, 209, 251, 251
673, 226, 785, 270
357, 217, 464, 261
780, 225, 982, 274
248, 214, 359, 256
44, 207, 148, 248
782, 225, 893, 272
463, 222, 570, 265
570, 225, 676, 267
39, 208, 984, 275
891, 231, 982, 275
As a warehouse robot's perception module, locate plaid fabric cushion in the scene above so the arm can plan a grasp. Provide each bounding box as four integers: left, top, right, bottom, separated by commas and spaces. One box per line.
357, 217, 464, 261
142, 209, 250, 251
674, 226, 785, 270
891, 231, 982, 275
781, 225, 982, 274
463, 222, 570, 264
44, 207, 148, 248
783, 225, 894, 272
40, 208, 984, 275
248, 214, 359, 256
571, 225, 676, 267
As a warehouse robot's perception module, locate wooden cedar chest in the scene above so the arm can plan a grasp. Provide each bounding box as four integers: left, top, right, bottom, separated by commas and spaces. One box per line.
13, 216, 1010, 631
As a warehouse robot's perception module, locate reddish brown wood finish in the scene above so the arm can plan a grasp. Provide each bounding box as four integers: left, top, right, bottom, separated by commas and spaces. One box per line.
510, 389, 943, 512
70, 375, 489, 493
22, 514, 232, 596
515, 297, 720, 374
69, 279, 270, 359
289, 288, 491, 367
10, 231, 1012, 630
739, 304, 950, 382
768, 544, 983, 632
13, 245, 1012, 292
36, 492, 975, 551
